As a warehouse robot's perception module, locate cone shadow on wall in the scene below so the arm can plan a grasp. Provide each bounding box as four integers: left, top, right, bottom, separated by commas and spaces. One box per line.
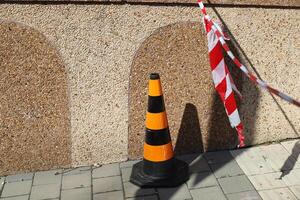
130, 73, 189, 187
175, 103, 204, 155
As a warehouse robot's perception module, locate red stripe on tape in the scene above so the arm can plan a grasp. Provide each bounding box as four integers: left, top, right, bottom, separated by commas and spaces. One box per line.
233, 58, 242, 68
225, 93, 237, 115
209, 43, 224, 70
215, 78, 227, 101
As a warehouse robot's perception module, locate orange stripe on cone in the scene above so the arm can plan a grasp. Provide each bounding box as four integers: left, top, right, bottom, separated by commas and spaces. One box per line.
145, 111, 168, 130
148, 80, 163, 97
143, 142, 174, 162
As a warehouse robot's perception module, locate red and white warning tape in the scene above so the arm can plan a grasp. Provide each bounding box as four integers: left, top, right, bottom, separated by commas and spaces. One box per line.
204, 14, 245, 147
197, 0, 300, 107
197, 0, 300, 147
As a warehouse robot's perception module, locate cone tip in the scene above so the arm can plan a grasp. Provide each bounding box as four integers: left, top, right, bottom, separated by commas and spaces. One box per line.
150, 73, 160, 80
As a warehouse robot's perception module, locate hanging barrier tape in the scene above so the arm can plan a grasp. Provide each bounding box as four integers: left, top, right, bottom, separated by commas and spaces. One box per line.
197, 0, 300, 107
197, 0, 300, 147
203, 10, 245, 147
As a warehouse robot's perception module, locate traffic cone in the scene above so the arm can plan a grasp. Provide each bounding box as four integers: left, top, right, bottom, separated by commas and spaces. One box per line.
130, 73, 189, 187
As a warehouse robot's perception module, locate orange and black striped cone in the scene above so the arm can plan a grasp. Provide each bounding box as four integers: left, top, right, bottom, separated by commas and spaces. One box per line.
130, 73, 189, 187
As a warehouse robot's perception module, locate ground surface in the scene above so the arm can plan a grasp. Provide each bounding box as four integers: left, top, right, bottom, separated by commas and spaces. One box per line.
1, 139, 300, 200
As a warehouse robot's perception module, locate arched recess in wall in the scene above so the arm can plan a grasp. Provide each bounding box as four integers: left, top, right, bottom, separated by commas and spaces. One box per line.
0, 21, 71, 175
128, 21, 259, 159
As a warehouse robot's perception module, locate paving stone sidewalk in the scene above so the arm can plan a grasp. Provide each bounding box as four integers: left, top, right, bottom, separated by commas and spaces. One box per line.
1, 139, 300, 200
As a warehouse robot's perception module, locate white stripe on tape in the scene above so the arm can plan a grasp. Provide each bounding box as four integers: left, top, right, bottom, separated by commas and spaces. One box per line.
227, 51, 235, 59
225, 74, 233, 99
240, 65, 249, 74
212, 59, 226, 86
199, 2, 204, 9
228, 109, 241, 127
257, 79, 267, 89
219, 37, 226, 45
207, 30, 219, 52
278, 92, 293, 103
204, 15, 211, 20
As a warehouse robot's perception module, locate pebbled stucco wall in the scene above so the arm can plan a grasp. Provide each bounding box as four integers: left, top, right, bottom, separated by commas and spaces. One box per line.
0, 3, 299, 175
0, 21, 71, 175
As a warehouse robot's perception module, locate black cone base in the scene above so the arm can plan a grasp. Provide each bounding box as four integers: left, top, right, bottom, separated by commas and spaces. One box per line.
130, 158, 189, 188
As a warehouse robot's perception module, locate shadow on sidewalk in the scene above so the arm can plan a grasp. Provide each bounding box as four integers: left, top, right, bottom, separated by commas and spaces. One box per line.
280, 141, 300, 179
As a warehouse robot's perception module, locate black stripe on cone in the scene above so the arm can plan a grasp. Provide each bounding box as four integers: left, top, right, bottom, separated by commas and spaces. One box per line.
130, 73, 189, 188
145, 128, 171, 146
148, 96, 165, 113
150, 73, 160, 80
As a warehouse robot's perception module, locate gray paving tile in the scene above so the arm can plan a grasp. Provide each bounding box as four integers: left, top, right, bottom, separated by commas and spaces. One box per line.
123, 181, 156, 198
1, 180, 32, 197
290, 185, 300, 199
281, 140, 300, 155
189, 160, 211, 174
33, 169, 62, 185
62, 172, 91, 189
186, 172, 218, 189
126, 195, 158, 200
121, 167, 132, 182
120, 160, 140, 169
226, 191, 262, 200
248, 172, 286, 190
258, 187, 297, 200
230, 147, 274, 175
30, 183, 60, 200
5, 173, 33, 183
0, 195, 29, 200
92, 163, 120, 178
260, 144, 300, 171
93, 191, 124, 200
93, 176, 122, 194
61, 187, 91, 200
190, 186, 227, 200
178, 154, 210, 173
0, 177, 5, 193
210, 160, 244, 178
62, 166, 91, 176
204, 151, 233, 164
177, 154, 200, 163
157, 184, 192, 200
282, 169, 300, 186
218, 175, 254, 194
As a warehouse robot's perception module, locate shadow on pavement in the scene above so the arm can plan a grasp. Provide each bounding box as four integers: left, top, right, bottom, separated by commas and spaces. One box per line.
280, 141, 300, 179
